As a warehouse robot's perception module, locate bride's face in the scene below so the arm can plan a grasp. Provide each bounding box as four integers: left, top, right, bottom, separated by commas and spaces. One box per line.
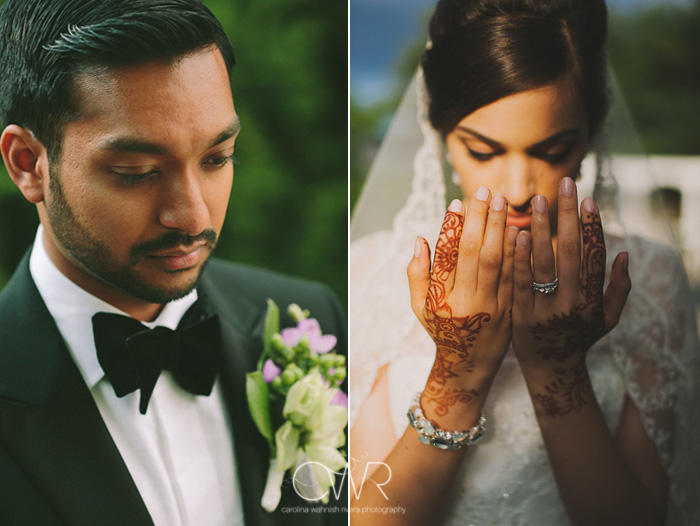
445, 80, 589, 231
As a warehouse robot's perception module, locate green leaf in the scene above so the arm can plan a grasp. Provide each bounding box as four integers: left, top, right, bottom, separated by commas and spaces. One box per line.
246, 371, 274, 450
260, 299, 280, 369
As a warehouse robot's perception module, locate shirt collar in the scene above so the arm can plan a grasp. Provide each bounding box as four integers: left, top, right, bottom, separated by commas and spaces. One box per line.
29, 225, 198, 389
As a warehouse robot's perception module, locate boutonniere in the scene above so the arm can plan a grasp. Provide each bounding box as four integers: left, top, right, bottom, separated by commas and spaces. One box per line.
246, 300, 348, 512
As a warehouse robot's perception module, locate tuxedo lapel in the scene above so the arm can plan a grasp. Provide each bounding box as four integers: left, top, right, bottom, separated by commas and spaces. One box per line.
200, 267, 333, 526
0, 253, 153, 526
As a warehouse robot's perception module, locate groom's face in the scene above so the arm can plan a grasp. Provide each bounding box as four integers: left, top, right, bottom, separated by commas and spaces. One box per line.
40, 46, 239, 305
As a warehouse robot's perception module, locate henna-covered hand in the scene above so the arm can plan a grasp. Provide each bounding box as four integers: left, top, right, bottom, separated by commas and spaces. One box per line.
512, 177, 631, 417
407, 188, 517, 425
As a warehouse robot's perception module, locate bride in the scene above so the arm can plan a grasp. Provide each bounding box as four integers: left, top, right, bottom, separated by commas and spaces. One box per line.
349, 1, 700, 525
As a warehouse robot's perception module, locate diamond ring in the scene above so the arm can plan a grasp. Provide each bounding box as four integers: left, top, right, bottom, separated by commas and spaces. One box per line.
532, 276, 559, 294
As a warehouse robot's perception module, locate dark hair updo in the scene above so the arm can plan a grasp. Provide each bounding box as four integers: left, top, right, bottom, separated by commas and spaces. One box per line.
422, 0, 608, 137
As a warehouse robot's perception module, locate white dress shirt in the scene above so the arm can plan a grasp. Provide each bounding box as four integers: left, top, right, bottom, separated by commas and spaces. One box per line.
29, 225, 245, 526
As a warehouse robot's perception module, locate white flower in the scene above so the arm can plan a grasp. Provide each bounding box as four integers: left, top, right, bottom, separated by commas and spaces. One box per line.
275, 421, 300, 471
283, 370, 328, 429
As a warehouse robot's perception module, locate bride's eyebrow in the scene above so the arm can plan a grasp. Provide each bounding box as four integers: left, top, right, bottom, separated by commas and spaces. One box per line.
455, 126, 583, 151
455, 127, 502, 148
530, 128, 582, 149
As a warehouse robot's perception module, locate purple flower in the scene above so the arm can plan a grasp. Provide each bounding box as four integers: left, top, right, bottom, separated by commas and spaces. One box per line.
281, 318, 337, 354
262, 359, 282, 383
330, 390, 348, 408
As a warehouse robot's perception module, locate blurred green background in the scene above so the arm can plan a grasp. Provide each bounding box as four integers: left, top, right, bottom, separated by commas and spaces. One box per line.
0, 0, 348, 306
350, 0, 700, 205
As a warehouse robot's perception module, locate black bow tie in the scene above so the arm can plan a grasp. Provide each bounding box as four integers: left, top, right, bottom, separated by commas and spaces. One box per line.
92, 300, 222, 414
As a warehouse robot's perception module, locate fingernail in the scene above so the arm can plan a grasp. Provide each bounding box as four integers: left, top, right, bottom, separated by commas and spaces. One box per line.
474, 186, 490, 202
448, 199, 463, 212
622, 251, 629, 272
583, 196, 596, 212
533, 195, 546, 213
414, 238, 422, 258
492, 193, 505, 211
561, 177, 574, 196
507, 226, 519, 244
517, 231, 530, 247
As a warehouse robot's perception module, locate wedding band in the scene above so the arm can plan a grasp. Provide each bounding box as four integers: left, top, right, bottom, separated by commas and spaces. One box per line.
532, 276, 558, 294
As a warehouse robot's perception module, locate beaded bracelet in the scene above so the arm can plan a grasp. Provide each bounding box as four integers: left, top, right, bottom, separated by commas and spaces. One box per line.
407, 392, 486, 451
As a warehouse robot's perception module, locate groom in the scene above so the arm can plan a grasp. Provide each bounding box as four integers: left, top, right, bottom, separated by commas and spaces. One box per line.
0, 0, 346, 525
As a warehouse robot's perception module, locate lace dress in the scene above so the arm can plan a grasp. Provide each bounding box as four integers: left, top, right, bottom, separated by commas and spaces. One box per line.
350, 230, 700, 525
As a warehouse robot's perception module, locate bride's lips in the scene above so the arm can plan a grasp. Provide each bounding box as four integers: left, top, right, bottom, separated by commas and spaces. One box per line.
506, 210, 532, 229
146, 243, 205, 271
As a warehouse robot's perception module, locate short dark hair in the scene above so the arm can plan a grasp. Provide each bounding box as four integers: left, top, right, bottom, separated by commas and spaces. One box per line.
422, 0, 608, 137
0, 0, 235, 159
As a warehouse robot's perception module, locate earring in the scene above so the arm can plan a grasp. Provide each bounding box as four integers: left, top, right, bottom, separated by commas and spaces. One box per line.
451, 171, 460, 186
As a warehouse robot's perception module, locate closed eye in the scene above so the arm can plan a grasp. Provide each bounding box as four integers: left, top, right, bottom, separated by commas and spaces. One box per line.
467, 148, 497, 162
111, 169, 160, 187
532, 144, 576, 165
203, 154, 238, 168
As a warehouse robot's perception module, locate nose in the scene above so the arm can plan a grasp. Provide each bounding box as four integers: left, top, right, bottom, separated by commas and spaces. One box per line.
501, 156, 535, 211
158, 168, 209, 236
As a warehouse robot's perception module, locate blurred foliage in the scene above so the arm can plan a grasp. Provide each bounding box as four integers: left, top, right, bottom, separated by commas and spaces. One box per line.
350, 1, 700, 209
607, 1, 700, 154
0, 0, 348, 306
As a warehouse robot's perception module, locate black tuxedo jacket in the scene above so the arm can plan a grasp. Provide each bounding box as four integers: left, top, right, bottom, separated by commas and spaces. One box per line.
0, 253, 348, 526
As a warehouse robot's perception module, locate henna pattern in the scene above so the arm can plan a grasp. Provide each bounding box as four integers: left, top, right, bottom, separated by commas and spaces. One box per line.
423, 313, 490, 416
421, 209, 492, 417
431, 211, 462, 284
529, 311, 600, 362
529, 212, 605, 417
424, 387, 479, 417
580, 212, 606, 304
532, 361, 593, 417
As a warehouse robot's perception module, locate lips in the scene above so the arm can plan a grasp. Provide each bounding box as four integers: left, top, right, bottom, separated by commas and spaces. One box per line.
146, 244, 205, 271
506, 210, 532, 229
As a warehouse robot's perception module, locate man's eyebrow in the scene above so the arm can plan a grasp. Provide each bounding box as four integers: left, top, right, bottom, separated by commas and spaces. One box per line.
99, 117, 241, 156
207, 117, 241, 150
100, 137, 168, 156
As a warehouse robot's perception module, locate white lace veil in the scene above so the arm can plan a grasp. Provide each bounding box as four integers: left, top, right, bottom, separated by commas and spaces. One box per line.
350, 65, 700, 524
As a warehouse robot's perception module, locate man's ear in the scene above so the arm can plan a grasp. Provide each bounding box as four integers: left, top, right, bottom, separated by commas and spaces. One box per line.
0, 124, 50, 204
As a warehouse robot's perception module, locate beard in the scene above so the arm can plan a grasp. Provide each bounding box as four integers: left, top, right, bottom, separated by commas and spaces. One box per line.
46, 168, 218, 304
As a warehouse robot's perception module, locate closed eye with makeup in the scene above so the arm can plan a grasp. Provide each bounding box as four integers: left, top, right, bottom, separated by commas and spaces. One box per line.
459, 128, 581, 165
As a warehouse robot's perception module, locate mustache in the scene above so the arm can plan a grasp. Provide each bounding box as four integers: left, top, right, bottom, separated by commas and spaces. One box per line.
131, 229, 218, 258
